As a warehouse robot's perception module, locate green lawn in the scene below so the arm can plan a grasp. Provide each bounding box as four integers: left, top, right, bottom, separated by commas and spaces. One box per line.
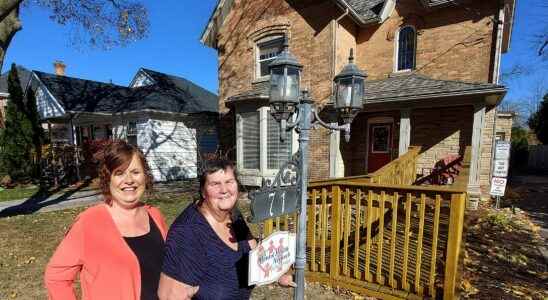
0, 186, 41, 202
0, 196, 190, 300
0, 183, 101, 203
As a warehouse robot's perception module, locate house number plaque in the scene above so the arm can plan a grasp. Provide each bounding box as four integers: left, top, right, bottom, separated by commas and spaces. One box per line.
249, 158, 300, 223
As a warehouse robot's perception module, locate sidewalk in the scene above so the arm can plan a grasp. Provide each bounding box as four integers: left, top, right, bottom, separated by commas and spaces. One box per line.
0, 188, 102, 217
0, 180, 200, 217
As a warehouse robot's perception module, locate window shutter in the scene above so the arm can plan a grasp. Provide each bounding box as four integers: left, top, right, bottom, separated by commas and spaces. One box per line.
241, 112, 260, 169
267, 112, 292, 169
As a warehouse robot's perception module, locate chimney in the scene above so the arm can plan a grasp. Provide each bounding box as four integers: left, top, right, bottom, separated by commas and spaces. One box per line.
53, 60, 66, 76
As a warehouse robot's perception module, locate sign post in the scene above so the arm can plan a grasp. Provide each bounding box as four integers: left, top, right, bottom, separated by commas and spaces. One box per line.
490, 141, 511, 208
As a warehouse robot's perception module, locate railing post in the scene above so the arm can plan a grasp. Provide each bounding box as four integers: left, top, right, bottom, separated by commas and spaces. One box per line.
329, 185, 342, 279
444, 193, 466, 299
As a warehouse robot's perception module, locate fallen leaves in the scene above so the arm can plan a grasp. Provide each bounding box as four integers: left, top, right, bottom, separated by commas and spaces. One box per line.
461, 208, 548, 299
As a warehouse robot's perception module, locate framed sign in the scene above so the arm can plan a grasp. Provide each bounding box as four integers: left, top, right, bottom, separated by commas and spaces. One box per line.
492, 159, 509, 177
495, 141, 511, 160
248, 231, 296, 286
490, 177, 507, 197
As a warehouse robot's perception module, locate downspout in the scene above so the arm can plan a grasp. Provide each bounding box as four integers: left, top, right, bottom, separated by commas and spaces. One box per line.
489, 5, 505, 185
329, 8, 349, 178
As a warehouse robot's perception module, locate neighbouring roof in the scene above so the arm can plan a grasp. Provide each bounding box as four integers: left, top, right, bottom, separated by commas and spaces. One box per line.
363, 73, 506, 103
227, 73, 506, 106
139, 68, 218, 112
337, 0, 385, 23
33, 69, 218, 115
0, 66, 32, 95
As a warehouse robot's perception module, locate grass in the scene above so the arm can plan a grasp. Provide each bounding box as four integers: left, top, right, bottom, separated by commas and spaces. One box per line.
0, 186, 41, 202
0, 181, 101, 203
0, 196, 191, 300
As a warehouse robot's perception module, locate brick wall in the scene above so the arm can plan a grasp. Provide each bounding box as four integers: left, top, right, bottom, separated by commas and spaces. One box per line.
495, 113, 514, 142
356, 0, 497, 82
216, 0, 342, 179
479, 107, 496, 195
411, 106, 473, 174
214, 0, 500, 181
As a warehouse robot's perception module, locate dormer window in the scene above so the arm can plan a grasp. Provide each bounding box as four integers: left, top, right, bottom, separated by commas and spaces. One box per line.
396, 26, 416, 71
256, 36, 284, 79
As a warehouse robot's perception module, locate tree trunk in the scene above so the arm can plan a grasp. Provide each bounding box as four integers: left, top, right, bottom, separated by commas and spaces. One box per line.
0, 3, 22, 73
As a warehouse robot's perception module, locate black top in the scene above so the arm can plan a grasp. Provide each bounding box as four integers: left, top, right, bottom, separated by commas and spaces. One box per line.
124, 215, 165, 300
162, 204, 254, 300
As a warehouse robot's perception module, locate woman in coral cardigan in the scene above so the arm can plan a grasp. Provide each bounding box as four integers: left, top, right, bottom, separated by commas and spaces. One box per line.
45, 140, 168, 300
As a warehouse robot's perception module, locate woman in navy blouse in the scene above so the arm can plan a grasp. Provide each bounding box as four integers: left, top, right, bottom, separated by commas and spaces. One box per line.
158, 160, 293, 300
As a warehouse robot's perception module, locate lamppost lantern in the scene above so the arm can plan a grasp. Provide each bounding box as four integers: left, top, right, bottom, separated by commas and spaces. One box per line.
333, 48, 366, 125
269, 37, 303, 122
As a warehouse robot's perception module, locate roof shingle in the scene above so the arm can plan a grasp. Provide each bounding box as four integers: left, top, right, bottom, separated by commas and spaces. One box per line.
33, 69, 218, 115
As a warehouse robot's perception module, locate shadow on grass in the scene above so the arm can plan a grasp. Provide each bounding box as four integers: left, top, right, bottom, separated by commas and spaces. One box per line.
0, 179, 98, 218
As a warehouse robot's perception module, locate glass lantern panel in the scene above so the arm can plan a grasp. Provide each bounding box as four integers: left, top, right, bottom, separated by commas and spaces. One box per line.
285, 66, 300, 104
336, 78, 353, 108
269, 66, 284, 103
351, 78, 364, 109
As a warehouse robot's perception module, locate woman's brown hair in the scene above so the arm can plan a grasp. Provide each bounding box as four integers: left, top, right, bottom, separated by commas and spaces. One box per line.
98, 140, 153, 204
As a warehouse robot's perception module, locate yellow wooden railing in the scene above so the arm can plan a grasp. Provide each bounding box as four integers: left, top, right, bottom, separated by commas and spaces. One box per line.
261, 181, 466, 299
369, 146, 422, 185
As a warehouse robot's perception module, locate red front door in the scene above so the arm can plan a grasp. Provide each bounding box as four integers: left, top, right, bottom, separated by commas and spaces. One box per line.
367, 123, 393, 173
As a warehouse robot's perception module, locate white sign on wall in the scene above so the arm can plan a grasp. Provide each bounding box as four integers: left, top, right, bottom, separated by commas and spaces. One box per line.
492, 159, 509, 177
490, 176, 507, 196
248, 231, 296, 286
495, 141, 511, 160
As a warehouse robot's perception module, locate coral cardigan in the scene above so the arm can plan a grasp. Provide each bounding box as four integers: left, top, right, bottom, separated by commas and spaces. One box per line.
44, 203, 168, 300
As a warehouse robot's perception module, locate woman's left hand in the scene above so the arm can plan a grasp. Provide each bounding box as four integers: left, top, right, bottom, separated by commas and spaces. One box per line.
277, 273, 296, 288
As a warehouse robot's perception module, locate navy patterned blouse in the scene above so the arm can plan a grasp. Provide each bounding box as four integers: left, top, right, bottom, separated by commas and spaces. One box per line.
162, 204, 253, 300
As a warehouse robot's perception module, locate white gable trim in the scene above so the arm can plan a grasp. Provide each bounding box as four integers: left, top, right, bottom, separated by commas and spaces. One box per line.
379, 0, 395, 22
200, 0, 234, 48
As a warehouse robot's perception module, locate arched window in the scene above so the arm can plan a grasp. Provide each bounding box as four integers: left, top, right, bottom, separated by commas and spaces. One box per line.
396, 26, 416, 71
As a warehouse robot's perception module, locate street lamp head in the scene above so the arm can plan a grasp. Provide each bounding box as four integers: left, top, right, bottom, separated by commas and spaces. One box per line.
269, 37, 303, 122
333, 48, 366, 125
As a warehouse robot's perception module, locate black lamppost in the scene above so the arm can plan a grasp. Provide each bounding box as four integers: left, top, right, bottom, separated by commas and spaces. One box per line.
268, 39, 366, 300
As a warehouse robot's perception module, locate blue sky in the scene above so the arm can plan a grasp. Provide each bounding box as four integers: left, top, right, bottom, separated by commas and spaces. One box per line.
5, 0, 547, 105
5, 0, 220, 92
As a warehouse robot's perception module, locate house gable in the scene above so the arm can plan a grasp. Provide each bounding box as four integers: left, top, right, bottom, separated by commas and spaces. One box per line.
29, 73, 66, 120
128, 69, 156, 88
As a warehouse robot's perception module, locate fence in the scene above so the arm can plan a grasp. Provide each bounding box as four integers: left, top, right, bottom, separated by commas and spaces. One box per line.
261, 182, 466, 299
528, 145, 548, 172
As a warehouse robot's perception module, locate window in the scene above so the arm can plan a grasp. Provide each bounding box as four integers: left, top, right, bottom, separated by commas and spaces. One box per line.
267, 113, 292, 169
241, 112, 260, 169
256, 36, 284, 78
238, 107, 293, 172
396, 26, 416, 71
127, 122, 137, 146
75, 125, 94, 146
105, 125, 113, 140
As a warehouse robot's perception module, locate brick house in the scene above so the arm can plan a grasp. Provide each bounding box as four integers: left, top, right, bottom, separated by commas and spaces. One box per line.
200, 0, 515, 202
